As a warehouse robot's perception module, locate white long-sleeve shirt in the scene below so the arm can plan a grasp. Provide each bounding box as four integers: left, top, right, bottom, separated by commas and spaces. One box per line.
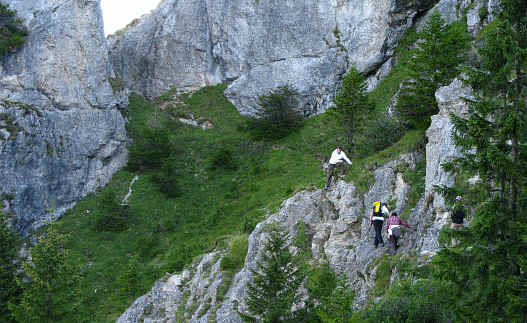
329, 149, 352, 165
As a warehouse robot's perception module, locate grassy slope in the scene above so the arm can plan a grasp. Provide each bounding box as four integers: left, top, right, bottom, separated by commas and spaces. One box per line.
53, 28, 423, 321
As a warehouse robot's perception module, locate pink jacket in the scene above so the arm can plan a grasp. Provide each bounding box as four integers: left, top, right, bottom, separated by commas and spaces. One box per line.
386, 216, 409, 232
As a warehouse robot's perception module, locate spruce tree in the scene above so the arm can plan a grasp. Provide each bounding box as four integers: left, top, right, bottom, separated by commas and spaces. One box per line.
395, 11, 469, 129
0, 212, 19, 322
245, 229, 302, 322
435, 1, 527, 320
11, 221, 81, 323
330, 67, 373, 154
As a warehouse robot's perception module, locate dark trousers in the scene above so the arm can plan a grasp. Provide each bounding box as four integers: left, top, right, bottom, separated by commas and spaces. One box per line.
325, 163, 345, 188
389, 235, 399, 253
373, 220, 384, 247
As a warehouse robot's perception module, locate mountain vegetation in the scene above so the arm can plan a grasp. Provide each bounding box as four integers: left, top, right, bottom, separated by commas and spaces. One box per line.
5, 1, 526, 322
0, 2, 27, 56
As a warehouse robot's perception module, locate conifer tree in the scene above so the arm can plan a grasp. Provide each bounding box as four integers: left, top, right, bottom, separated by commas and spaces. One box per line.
435, 1, 527, 320
0, 212, 19, 322
330, 67, 373, 154
11, 221, 81, 323
245, 229, 302, 322
395, 11, 469, 129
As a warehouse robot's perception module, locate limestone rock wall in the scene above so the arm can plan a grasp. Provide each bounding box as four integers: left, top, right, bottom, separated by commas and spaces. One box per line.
109, 0, 436, 116
0, 0, 128, 235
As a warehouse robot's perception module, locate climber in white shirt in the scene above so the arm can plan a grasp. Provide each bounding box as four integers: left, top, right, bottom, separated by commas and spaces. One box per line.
324, 146, 352, 190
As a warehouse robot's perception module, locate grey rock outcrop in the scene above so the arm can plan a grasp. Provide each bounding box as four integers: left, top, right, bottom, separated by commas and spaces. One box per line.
109, 0, 436, 116
0, 0, 127, 235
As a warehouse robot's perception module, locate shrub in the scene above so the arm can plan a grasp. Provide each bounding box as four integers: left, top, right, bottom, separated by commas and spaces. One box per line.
0, 3, 27, 56
220, 235, 248, 273
94, 190, 130, 232
353, 279, 454, 323
127, 126, 174, 171
246, 85, 303, 141
209, 147, 237, 171
152, 156, 181, 198
355, 112, 407, 157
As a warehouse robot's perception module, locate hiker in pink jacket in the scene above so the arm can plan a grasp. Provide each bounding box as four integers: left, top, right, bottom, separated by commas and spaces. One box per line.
385, 212, 410, 252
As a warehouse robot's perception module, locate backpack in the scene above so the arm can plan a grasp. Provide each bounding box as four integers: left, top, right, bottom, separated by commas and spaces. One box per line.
372, 201, 384, 217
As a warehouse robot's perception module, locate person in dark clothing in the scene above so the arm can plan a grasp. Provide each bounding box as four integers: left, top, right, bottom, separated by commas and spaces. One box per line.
451, 195, 465, 229
386, 212, 410, 253
370, 201, 389, 248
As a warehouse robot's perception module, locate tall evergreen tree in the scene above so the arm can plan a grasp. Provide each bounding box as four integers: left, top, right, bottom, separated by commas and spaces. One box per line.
11, 221, 81, 323
0, 212, 19, 322
244, 229, 302, 322
330, 67, 374, 154
435, 1, 527, 320
395, 11, 469, 129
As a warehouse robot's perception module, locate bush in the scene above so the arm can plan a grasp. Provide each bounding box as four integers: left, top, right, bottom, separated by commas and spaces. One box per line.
209, 147, 237, 171
353, 279, 454, 323
246, 85, 303, 141
0, 3, 27, 56
220, 235, 248, 273
355, 113, 407, 157
127, 126, 174, 171
152, 156, 181, 198
94, 190, 131, 232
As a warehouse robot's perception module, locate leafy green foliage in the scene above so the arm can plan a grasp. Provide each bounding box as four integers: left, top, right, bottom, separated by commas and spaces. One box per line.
0, 2, 27, 56
210, 147, 237, 171
0, 212, 19, 322
117, 255, 140, 298
220, 234, 249, 273
94, 190, 131, 232
401, 158, 426, 220
246, 85, 303, 141
329, 67, 374, 153
11, 222, 81, 322
127, 125, 175, 172
353, 279, 454, 323
151, 156, 182, 198
395, 11, 469, 129
244, 229, 303, 322
432, 2, 527, 321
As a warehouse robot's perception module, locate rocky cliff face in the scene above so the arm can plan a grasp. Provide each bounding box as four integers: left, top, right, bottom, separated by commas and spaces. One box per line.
109, 0, 436, 116
116, 77, 472, 322
0, 0, 128, 235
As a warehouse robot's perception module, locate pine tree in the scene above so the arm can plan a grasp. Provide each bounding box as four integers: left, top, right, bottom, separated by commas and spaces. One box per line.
435, 1, 527, 320
245, 229, 303, 322
330, 67, 374, 154
0, 212, 19, 322
395, 11, 469, 129
11, 221, 81, 323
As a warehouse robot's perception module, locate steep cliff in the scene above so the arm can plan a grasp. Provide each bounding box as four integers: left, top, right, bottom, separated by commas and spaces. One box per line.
0, 0, 127, 235
117, 78, 472, 322
109, 0, 436, 116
